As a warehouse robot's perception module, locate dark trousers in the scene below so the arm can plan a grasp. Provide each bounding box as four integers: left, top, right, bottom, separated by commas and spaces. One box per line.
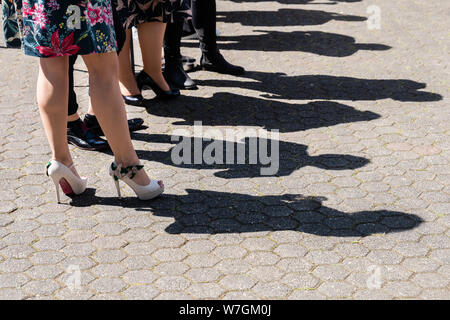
68, 55, 79, 117
191, 0, 217, 55
164, 0, 217, 59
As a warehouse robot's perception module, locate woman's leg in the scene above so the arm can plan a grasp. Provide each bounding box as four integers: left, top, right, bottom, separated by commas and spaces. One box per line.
82, 52, 150, 186
118, 29, 141, 96
37, 56, 77, 173
137, 21, 170, 91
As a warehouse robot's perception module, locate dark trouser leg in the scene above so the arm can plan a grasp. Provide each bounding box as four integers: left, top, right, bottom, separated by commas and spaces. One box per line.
191, 0, 217, 57
163, 19, 197, 89
68, 55, 79, 117
192, 0, 245, 75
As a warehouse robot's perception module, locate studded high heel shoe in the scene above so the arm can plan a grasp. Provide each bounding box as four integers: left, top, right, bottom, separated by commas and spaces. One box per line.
109, 162, 164, 200
46, 160, 87, 203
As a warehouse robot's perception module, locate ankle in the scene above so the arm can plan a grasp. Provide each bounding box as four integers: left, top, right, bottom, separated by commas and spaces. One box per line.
117, 158, 140, 168
52, 157, 73, 168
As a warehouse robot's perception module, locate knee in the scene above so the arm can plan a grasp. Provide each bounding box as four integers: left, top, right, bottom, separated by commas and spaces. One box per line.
84, 53, 119, 82
39, 57, 69, 86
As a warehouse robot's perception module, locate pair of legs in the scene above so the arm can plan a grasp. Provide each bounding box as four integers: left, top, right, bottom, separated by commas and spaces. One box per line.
37, 52, 150, 186
119, 22, 170, 96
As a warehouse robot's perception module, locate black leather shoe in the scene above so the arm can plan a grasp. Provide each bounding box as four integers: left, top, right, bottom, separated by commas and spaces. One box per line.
123, 94, 146, 107
201, 52, 245, 75
67, 119, 109, 151
136, 70, 180, 100
163, 59, 197, 90
83, 114, 144, 136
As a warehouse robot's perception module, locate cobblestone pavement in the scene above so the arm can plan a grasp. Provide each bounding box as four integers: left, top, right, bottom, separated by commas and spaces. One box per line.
0, 0, 449, 300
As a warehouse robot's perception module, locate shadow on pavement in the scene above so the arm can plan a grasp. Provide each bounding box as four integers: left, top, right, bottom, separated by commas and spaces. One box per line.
70, 189, 423, 237
193, 72, 443, 102
145, 93, 380, 132
183, 30, 390, 57
131, 134, 370, 178
217, 8, 366, 27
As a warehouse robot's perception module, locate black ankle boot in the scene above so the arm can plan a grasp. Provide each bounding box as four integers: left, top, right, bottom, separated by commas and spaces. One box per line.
163, 58, 197, 90
200, 51, 245, 75
163, 18, 197, 90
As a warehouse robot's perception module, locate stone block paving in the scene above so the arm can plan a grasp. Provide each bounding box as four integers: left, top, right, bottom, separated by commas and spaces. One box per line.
0, 0, 449, 299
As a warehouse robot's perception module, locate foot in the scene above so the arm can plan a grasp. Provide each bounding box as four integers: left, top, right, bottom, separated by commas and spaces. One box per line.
110, 162, 164, 200
123, 94, 147, 107
200, 51, 245, 75
83, 114, 144, 136
136, 70, 180, 99
163, 58, 197, 90
67, 119, 109, 151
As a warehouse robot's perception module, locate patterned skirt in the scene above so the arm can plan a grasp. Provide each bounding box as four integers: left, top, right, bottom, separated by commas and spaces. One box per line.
12, 0, 118, 58
2, 0, 21, 48
115, 0, 191, 29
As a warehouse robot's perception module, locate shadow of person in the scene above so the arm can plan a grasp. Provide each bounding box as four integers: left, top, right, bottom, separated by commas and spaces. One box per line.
217, 8, 366, 27
193, 72, 443, 102
145, 93, 380, 132
183, 30, 390, 57
69, 189, 423, 237
131, 134, 370, 178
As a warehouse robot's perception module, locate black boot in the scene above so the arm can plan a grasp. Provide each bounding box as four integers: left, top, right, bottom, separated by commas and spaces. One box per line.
192, 0, 245, 75
164, 58, 197, 90
163, 19, 197, 90
200, 51, 245, 75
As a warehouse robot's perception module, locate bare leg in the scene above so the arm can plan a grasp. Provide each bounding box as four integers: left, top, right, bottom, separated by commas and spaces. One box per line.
118, 29, 141, 96
81, 52, 150, 186
37, 56, 80, 178
137, 21, 170, 91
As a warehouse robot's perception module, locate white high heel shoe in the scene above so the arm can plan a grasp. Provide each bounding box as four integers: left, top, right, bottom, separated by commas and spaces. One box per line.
109, 162, 164, 200
46, 160, 87, 203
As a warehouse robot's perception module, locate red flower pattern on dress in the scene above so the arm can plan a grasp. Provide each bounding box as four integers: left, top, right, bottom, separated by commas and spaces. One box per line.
32, 4, 49, 29
36, 30, 81, 57
86, 2, 103, 26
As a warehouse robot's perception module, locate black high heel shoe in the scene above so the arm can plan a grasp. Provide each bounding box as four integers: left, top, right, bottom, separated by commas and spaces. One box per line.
136, 70, 180, 100
122, 94, 145, 107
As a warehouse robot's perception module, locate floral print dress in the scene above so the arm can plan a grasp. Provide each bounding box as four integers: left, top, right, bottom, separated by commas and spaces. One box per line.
115, 0, 191, 29
2, 0, 21, 47
9, 0, 118, 58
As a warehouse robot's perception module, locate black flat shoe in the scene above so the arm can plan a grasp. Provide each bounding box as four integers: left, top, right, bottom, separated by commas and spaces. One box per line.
67, 119, 109, 151
123, 94, 145, 107
200, 52, 245, 76
136, 70, 180, 100
83, 114, 144, 136
163, 58, 197, 90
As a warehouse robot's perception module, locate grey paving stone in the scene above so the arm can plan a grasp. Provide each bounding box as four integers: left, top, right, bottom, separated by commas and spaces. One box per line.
154, 276, 191, 291
220, 275, 256, 290
383, 281, 422, 298
93, 250, 126, 264
185, 268, 221, 282
89, 278, 126, 294
123, 285, 160, 300
312, 265, 350, 281
22, 280, 60, 296
0, 288, 26, 300
318, 281, 356, 298
187, 283, 225, 299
